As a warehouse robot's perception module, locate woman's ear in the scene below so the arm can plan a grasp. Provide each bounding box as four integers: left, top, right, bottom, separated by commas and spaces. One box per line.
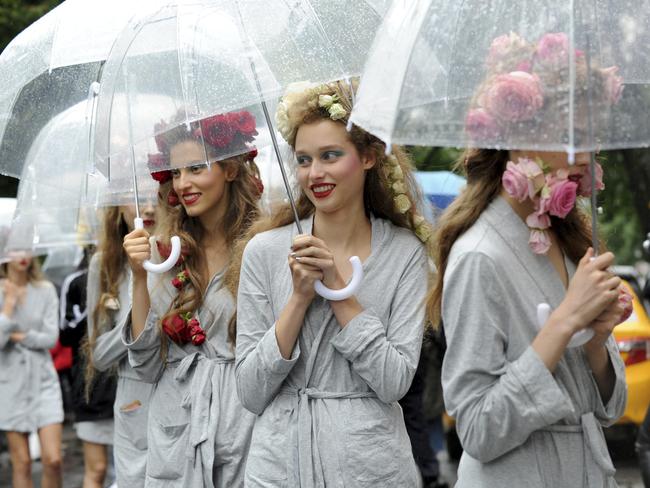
224, 163, 239, 182
362, 150, 377, 171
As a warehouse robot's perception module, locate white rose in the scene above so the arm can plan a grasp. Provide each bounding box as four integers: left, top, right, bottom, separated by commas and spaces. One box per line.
328, 103, 347, 120
391, 164, 404, 179
319, 95, 335, 108
416, 222, 433, 242
394, 194, 412, 213
392, 181, 407, 194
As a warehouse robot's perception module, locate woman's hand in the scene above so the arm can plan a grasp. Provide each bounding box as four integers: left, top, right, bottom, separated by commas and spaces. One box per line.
123, 228, 151, 279
291, 234, 341, 287
585, 284, 632, 350
287, 235, 326, 304
9, 332, 25, 343
551, 248, 620, 335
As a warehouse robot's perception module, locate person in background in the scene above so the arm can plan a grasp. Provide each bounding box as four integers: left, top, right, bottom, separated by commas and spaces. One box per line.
60, 247, 117, 488
0, 255, 63, 488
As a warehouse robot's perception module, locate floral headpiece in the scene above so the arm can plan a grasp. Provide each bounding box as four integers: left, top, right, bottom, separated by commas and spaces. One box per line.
147, 110, 262, 205
466, 32, 623, 143
275, 81, 433, 243
502, 157, 604, 254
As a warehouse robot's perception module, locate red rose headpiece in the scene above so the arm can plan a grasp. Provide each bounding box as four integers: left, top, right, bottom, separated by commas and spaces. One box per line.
147, 110, 259, 185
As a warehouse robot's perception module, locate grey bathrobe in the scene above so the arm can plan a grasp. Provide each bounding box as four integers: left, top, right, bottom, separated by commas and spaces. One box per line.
87, 254, 154, 487
442, 197, 627, 488
122, 240, 255, 488
0, 280, 62, 432
236, 215, 426, 488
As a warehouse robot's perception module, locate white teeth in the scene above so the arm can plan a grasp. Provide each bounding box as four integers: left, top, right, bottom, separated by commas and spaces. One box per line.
313, 184, 335, 192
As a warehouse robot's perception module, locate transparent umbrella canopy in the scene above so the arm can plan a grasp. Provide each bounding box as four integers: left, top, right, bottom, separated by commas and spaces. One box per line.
351, 0, 650, 345
92, 0, 387, 297
0, 0, 165, 180
351, 0, 650, 154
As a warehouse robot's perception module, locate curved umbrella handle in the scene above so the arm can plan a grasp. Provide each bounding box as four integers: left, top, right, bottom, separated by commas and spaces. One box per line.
314, 256, 363, 301
134, 218, 181, 274
536, 303, 594, 348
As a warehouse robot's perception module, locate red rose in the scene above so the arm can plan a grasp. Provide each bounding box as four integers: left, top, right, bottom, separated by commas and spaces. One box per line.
162, 314, 188, 342
156, 241, 187, 266
182, 269, 190, 279
234, 111, 257, 135
171, 277, 183, 289
201, 114, 235, 148
250, 175, 264, 198
152, 170, 172, 184
247, 148, 258, 160
191, 331, 206, 346
167, 189, 180, 207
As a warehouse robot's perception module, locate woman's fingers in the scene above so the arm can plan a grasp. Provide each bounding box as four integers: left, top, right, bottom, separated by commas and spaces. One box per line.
292, 235, 328, 252
292, 256, 332, 271
291, 246, 332, 260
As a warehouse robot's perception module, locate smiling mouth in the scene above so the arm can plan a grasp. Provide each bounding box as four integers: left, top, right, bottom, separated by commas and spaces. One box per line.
143, 219, 155, 227
182, 193, 201, 205
310, 184, 336, 199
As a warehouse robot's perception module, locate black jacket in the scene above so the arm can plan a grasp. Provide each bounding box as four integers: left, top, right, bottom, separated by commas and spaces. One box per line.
59, 269, 116, 422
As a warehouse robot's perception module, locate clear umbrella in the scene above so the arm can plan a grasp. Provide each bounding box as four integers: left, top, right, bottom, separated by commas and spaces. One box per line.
0, 0, 166, 180
92, 0, 387, 297
351, 0, 650, 344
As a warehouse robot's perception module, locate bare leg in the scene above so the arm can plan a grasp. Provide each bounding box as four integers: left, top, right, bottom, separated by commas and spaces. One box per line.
82, 441, 109, 488
6, 431, 33, 488
38, 423, 63, 488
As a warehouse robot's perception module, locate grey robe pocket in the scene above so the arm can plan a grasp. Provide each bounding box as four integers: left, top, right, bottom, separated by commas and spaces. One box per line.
147, 420, 190, 480
247, 404, 291, 482
343, 403, 400, 483
116, 404, 148, 451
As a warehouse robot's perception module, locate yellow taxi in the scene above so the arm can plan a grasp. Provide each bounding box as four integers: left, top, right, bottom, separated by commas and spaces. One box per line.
614, 280, 650, 426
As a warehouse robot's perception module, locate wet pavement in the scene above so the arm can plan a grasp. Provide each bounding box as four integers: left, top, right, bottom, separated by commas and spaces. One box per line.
0, 422, 644, 487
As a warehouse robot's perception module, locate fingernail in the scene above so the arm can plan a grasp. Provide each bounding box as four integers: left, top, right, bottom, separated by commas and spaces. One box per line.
295, 256, 302, 261
290, 252, 297, 257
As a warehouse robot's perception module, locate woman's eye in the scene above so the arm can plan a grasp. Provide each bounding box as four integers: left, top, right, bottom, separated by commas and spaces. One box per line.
190, 164, 205, 173
322, 150, 343, 160
171, 169, 181, 178
296, 155, 311, 166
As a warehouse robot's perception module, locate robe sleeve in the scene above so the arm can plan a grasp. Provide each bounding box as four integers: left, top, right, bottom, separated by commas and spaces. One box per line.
329, 245, 427, 403
22, 283, 59, 350
235, 236, 300, 415
442, 251, 575, 463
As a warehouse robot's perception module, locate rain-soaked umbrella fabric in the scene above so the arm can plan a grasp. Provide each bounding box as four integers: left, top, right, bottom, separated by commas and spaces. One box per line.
92, 0, 385, 293
5, 99, 156, 257
0, 0, 165, 180
93, 0, 388, 179
350, 0, 650, 154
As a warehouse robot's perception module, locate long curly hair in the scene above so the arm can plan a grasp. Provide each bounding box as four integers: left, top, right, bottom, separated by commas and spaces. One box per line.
425, 148, 603, 328
228, 80, 435, 304
84, 206, 130, 396
155, 122, 261, 352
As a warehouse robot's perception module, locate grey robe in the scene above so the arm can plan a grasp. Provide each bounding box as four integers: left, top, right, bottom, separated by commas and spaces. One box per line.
442, 197, 627, 488
236, 215, 426, 488
0, 280, 63, 432
122, 240, 255, 488
87, 254, 154, 487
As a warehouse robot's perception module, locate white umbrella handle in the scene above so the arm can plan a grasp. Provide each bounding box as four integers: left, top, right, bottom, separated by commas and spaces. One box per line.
134, 218, 181, 274
314, 256, 363, 301
536, 303, 594, 348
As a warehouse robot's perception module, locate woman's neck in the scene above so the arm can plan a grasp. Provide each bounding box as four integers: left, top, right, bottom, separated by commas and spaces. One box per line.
312, 201, 371, 253
500, 189, 535, 222
7, 269, 28, 286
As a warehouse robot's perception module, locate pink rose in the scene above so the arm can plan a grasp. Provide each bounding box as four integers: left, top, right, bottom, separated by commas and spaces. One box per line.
547, 177, 578, 218
486, 32, 528, 70
479, 71, 544, 122
578, 162, 605, 197
465, 108, 500, 141
526, 212, 551, 230
601, 66, 624, 104
529, 229, 551, 254
618, 286, 634, 324
535, 32, 570, 67
502, 161, 529, 201
517, 157, 545, 199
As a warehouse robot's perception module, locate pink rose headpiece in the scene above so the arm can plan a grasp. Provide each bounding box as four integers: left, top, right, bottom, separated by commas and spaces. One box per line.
466, 32, 624, 143
502, 157, 604, 254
